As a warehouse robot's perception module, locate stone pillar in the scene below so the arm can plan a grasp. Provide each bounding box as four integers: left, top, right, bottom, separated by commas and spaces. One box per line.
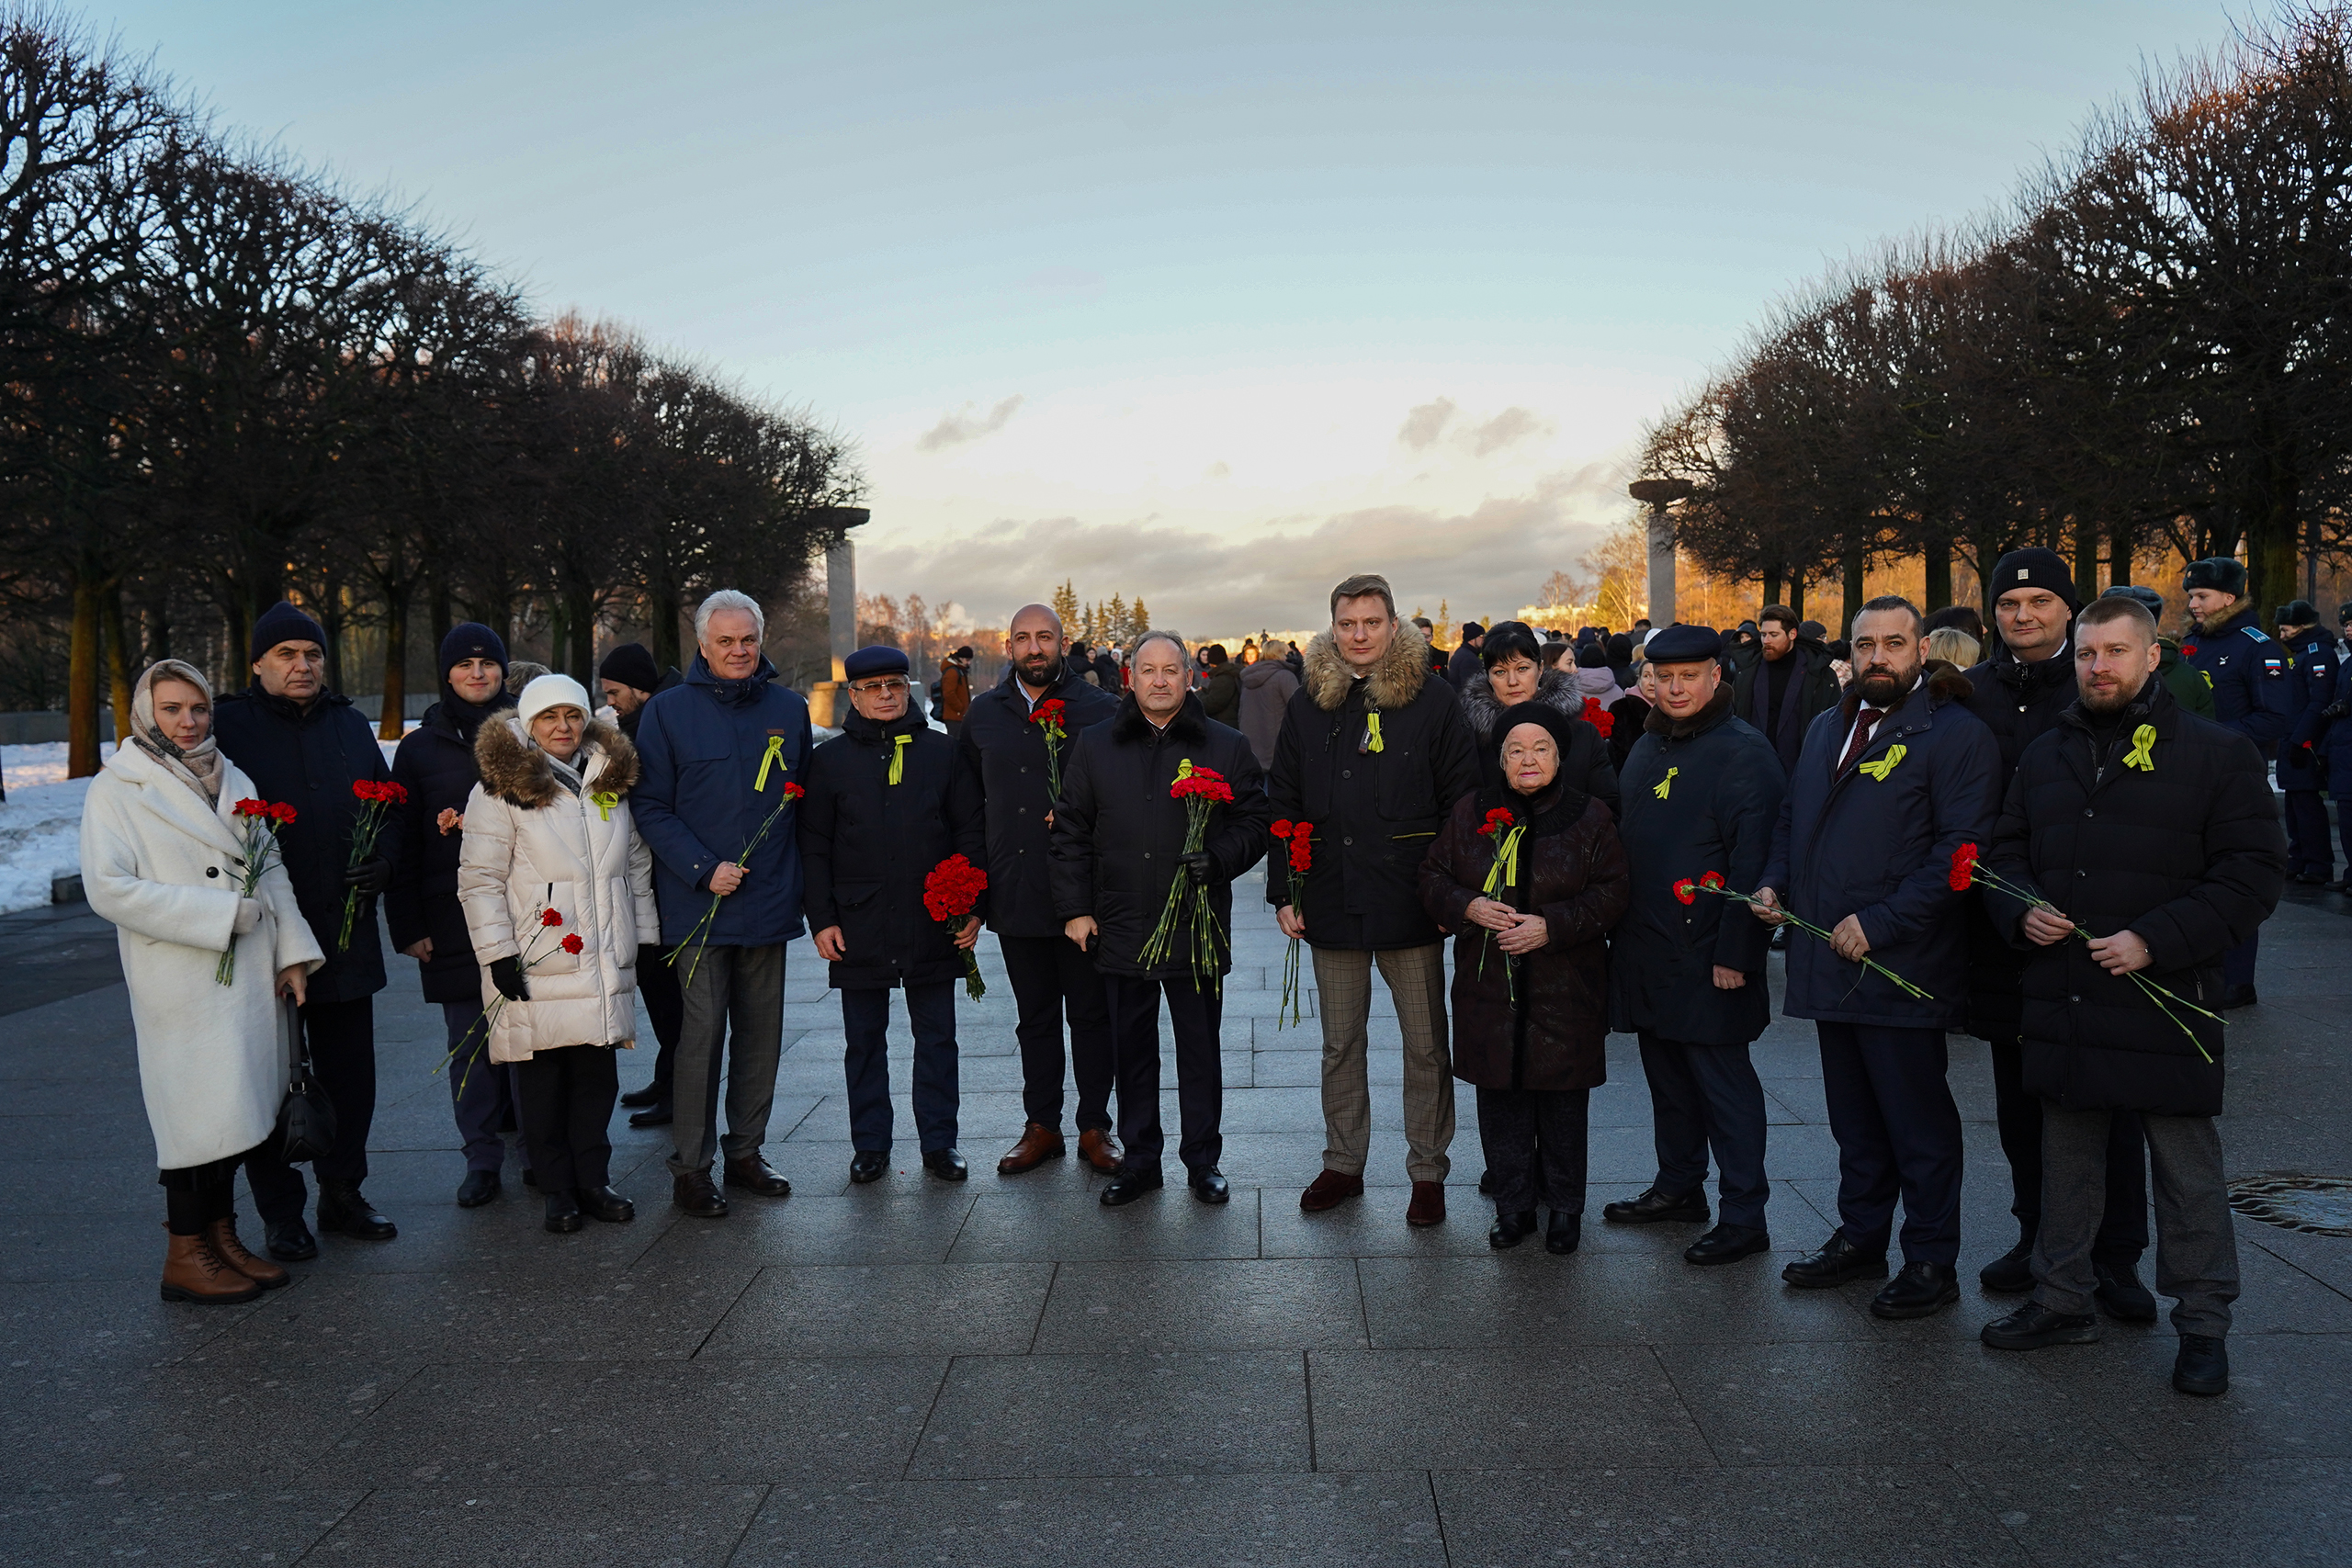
806, 507, 870, 728
1627, 479, 1693, 626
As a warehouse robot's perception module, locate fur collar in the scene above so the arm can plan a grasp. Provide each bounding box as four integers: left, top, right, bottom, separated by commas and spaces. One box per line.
1301, 621, 1433, 712
474, 714, 639, 809
1460, 664, 1579, 737
1111, 689, 1209, 743
1839, 660, 1976, 723
1643, 678, 1736, 740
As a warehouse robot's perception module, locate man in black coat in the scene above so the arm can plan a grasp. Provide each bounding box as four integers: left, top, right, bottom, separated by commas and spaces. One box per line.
958, 604, 1125, 1175
1445, 622, 1485, 690
1977, 596, 2285, 1398
1960, 548, 2151, 1311
213, 600, 401, 1259
1051, 632, 1269, 1206
800, 646, 986, 1183
388, 622, 520, 1208
1604, 624, 1785, 1266
1271, 573, 1479, 1226
1730, 604, 1840, 773
2273, 600, 2338, 885
598, 642, 689, 1129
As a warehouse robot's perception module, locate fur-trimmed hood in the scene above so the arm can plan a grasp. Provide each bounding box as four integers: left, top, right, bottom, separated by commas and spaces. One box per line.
1301, 620, 1433, 712
474, 714, 639, 809
1839, 660, 1975, 723
1460, 664, 1580, 739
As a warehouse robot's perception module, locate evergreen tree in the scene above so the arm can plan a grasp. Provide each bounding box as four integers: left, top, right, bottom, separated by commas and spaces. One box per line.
1051, 579, 1080, 632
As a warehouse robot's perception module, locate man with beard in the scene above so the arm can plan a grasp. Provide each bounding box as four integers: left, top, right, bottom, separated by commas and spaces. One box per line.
1977, 596, 2283, 1397
2181, 558, 2298, 1007
1730, 604, 1840, 774
1754, 596, 1998, 1319
959, 604, 1124, 1174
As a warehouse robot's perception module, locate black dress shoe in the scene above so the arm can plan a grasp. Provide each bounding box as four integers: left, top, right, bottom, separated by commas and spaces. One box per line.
1685, 1223, 1770, 1267
1488, 1210, 1539, 1249
673, 1169, 729, 1218
1545, 1210, 1582, 1255
1477, 1168, 1496, 1196
455, 1170, 502, 1209
627, 1104, 673, 1129
923, 1148, 969, 1182
1871, 1260, 1962, 1319
1100, 1168, 1164, 1206
576, 1185, 635, 1223
264, 1218, 319, 1262
2294, 869, 2332, 886
723, 1155, 791, 1197
2094, 1259, 2159, 1323
850, 1150, 889, 1184
2222, 983, 2258, 1010
2173, 1332, 2229, 1396
315, 1182, 397, 1241
544, 1191, 582, 1234
1190, 1168, 1230, 1204
1601, 1185, 1710, 1225
1981, 1301, 2099, 1349
618, 1084, 663, 1109
1979, 1236, 2036, 1293
1782, 1233, 1888, 1289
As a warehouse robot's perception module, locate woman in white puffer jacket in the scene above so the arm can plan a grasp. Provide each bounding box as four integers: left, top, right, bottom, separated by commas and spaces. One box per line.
458, 674, 657, 1234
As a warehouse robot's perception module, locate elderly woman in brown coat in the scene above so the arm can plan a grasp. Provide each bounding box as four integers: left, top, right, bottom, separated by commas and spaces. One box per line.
1419, 701, 1630, 1255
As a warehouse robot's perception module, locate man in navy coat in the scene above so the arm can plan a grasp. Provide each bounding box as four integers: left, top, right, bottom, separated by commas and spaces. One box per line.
1754, 595, 1999, 1320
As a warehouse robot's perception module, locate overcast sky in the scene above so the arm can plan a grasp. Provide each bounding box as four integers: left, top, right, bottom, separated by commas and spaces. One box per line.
96, 0, 2238, 635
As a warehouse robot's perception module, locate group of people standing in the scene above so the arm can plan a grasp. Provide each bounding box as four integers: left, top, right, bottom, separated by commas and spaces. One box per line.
86, 558, 2288, 1404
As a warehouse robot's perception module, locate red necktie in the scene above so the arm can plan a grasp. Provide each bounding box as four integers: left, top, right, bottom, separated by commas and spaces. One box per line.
1838, 708, 1885, 773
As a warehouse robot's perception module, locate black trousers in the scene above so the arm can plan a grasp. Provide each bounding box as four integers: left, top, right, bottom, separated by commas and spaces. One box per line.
160, 1148, 254, 1235
245, 995, 376, 1225
841, 982, 960, 1154
1476, 1085, 1589, 1214
514, 1044, 619, 1191
999, 933, 1116, 1134
637, 943, 684, 1104
1816, 1021, 1964, 1265
1636, 1032, 1770, 1229
1987, 1035, 2146, 1262
1104, 973, 1223, 1178
2282, 789, 2334, 876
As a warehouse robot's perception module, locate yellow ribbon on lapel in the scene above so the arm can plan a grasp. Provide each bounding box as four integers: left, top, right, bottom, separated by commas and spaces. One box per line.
753, 735, 786, 792
2122, 725, 2157, 772
1652, 766, 1678, 800
888, 733, 911, 784
1480, 826, 1524, 894
1365, 713, 1385, 753
1858, 743, 1906, 782
589, 791, 618, 822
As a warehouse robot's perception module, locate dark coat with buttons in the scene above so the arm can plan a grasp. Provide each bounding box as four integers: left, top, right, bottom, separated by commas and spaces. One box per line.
1266, 625, 1480, 950
1759, 664, 1999, 1029
1607, 685, 1784, 1045
2278, 625, 2338, 790
2183, 606, 2298, 748
387, 691, 517, 1004
212, 684, 397, 1006
1985, 679, 2286, 1115
797, 705, 986, 990
1048, 692, 1269, 978
1957, 640, 2078, 1040
957, 661, 1121, 939
2324, 657, 2352, 795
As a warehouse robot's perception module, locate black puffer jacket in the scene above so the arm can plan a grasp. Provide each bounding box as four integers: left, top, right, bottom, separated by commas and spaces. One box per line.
798, 705, 986, 990
388, 690, 517, 1003
1049, 693, 1269, 977
212, 684, 398, 1006
1731, 637, 1842, 773
1986, 679, 2285, 1115
1959, 639, 2078, 1039
1267, 625, 1479, 950
1458, 665, 1621, 813
956, 662, 1120, 938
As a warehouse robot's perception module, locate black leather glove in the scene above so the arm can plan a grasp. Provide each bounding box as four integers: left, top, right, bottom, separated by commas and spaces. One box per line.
343, 855, 393, 895
490, 955, 529, 1001
2325, 700, 2348, 719
1179, 851, 1215, 886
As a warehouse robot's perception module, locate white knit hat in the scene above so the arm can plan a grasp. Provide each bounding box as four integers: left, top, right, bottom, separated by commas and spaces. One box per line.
516, 673, 594, 725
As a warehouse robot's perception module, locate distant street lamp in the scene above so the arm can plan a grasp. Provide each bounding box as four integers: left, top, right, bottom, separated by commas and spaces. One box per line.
1628, 479, 1693, 626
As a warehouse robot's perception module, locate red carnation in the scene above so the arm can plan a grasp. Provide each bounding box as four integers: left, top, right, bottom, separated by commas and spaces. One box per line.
782, 782, 806, 801
540, 908, 564, 928
1672, 879, 1697, 905
560, 932, 584, 954
1581, 697, 1614, 739
1478, 807, 1516, 839
1700, 871, 1725, 892
1272, 818, 1292, 838
1950, 842, 1980, 893
271, 802, 296, 822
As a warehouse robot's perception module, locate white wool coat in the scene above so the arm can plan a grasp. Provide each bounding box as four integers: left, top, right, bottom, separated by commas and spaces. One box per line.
458, 716, 657, 1063
80, 744, 324, 1169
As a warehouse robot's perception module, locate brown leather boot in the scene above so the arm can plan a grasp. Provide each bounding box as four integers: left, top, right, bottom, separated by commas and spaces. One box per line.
997, 1121, 1067, 1175
1077, 1127, 1122, 1174
204, 1216, 290, 1290
1299, 1169, 1364, 1212
1406, 1179, 1447, 1227
160, 1230, 263, 1305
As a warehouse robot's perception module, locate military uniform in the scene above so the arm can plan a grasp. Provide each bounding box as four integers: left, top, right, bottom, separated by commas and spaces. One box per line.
2278, 613, 2340, 881
2180, 570, 2296, 1001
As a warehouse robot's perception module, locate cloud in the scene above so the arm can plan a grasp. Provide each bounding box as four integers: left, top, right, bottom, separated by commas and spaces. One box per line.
1467, 405, 1548, 457
917, 394, 1024, 452
1396, 398, 1553, 458
1203, 460, 1231, 480
1396, 397, 1457, 450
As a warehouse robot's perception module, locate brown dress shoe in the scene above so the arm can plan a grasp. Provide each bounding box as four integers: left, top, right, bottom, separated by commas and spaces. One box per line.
997, 1122, 1068, 1175
673, 1169, 729, 1218
159, 1230, 262, 1305
204, 1216, 289, 1290
1299, 1169, 1365, 1212
1406, 1179, 1447, 1227
1077, 1127, 1122, 1174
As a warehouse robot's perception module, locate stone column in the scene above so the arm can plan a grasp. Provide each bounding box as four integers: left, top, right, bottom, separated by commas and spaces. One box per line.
806, 507, 870, 728
1628, 479, 1692, 626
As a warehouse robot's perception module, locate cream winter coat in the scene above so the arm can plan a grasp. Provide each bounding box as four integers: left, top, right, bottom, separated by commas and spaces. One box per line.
458, 716, 657, 1064
80, 743, 324, 1169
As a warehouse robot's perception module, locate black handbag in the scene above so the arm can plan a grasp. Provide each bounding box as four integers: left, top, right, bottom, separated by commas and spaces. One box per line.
272, 992, 337, 1164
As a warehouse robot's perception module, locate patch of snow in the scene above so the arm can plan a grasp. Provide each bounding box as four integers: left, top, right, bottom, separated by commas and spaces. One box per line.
2, 739, 111, 792
0, 773, 95, 913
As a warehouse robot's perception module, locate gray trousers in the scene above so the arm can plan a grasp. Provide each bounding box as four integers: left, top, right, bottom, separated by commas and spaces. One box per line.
2032, 1104, 2240, 1337
666, 942, 786, 1177
1310, 943, 1454, 1182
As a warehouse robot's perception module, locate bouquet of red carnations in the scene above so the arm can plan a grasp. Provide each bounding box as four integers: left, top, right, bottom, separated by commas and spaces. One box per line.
337, 779, 408, 951
439, 907, 583, 1092
1475, 807, 1528, 1003
1029, 698, 1069, 802
1580, 697, 1613, 738
1138, 760, 1231, 987
217, 797, 296, 985
923, 853, 989, 999
1272, 819, 1314, 1028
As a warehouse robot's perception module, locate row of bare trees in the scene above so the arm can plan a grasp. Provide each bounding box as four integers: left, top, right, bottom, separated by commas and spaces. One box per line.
1, 9, 863, 774
1641, 4, 2352, 631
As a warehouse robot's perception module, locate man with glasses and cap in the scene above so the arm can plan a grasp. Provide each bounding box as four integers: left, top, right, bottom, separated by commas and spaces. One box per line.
2274, 600, 2339, 886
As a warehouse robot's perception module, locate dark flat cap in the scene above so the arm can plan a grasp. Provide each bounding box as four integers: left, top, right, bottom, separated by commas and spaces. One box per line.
843, 645, 910, 682
1641, 623, 1722, 665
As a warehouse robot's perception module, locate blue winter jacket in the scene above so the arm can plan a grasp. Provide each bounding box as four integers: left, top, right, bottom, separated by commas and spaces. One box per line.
631, 654, 812, 948
1758, 664, 1999, 1029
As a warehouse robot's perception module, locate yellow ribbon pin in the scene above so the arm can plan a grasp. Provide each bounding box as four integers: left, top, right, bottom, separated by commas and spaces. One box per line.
888, 733, 911, 784
1652, 766, 1678, 800
1858, 743, 1907, 782
589, 791, 618, 822
1365, 713, 1385, 753
2122, 725, 2157, 772
753, 735, 786, 791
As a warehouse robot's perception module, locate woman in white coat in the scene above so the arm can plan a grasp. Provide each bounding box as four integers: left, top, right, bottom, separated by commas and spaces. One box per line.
458, 674, 658, 1234
81, 660, 324, 1303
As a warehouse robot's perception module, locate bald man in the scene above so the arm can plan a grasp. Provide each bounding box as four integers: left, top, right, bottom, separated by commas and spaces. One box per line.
957, 605, 1125, 1173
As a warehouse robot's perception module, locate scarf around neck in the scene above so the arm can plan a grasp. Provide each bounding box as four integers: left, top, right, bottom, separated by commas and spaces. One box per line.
129, 660, 225, 807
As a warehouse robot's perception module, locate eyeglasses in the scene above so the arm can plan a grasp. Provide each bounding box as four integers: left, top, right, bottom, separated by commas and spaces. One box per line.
850, 678, 910, 695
